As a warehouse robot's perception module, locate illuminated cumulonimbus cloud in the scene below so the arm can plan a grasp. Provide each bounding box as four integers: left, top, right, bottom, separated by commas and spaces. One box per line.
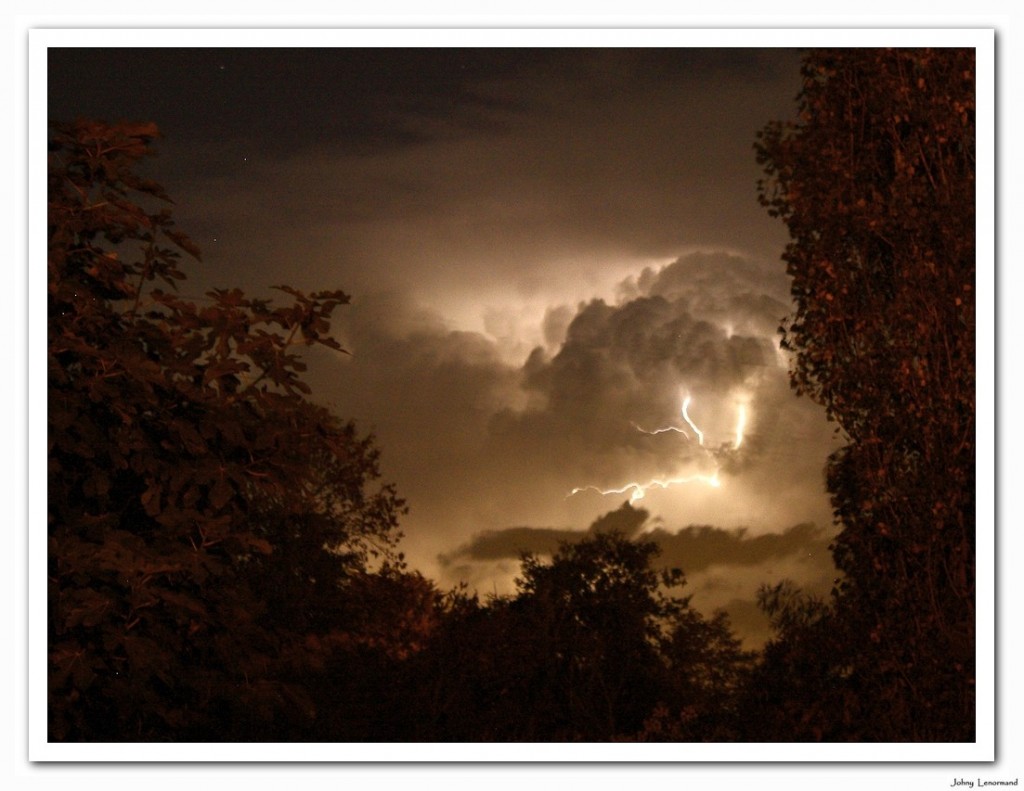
568, 390, 749, 503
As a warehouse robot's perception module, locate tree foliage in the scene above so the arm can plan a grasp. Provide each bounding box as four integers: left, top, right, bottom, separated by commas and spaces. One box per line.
48, 119, 405, 740
395, 530, 752, 742
755, 48, 976, 739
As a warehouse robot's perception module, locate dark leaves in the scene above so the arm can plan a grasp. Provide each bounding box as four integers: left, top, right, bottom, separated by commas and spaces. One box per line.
754, 48, 975, 740
48, 119, 405, 741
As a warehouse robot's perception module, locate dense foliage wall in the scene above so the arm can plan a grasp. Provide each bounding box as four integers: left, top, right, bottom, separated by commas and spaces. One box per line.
48, 119, 407, 739
755, 48, 976, 740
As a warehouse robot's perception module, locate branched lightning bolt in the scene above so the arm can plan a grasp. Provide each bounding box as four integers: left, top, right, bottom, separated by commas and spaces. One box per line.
569, 470, 721, 504
630, 421, 689, 438
569, 391, 750, 504
681, 395, 704, 446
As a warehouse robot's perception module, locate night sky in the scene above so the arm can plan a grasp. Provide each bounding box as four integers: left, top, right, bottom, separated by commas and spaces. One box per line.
49, 46, 845, 644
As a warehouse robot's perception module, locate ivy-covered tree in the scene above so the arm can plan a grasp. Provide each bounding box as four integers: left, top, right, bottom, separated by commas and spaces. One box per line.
755, 48, 976, 740
48, 119, 405, 740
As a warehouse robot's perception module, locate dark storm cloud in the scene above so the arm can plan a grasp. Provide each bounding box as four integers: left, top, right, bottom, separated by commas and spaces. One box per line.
49, 47, 805, 307
440, 507, 829, 577
438, 501, 648, 566
48, 47, 799, 161
47, 48, 537, 161
644, 521, 830, 575
310, 289, 519, 475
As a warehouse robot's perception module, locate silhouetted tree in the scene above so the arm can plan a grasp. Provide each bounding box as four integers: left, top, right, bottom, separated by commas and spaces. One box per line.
512, 532, 679, 740
48, 119, 405, 740
641, 607, 755, 741
755, 48, 975, 740
401, 529, 751, 742
295, 568, 451, 741
732, 581, 852, 741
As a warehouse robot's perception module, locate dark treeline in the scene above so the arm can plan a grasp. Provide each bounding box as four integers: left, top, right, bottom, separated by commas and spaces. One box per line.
47, 48, 975, 743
